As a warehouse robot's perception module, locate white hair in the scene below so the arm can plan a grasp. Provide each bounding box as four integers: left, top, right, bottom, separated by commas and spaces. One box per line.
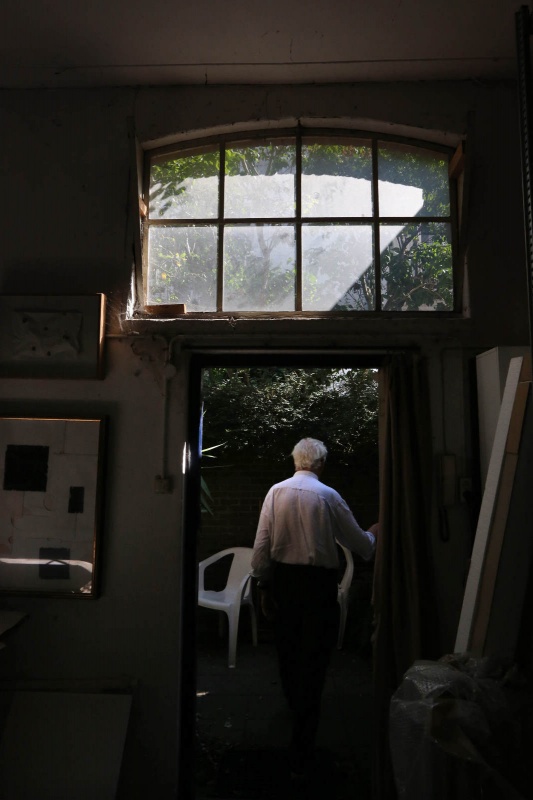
291, 438, 328, 471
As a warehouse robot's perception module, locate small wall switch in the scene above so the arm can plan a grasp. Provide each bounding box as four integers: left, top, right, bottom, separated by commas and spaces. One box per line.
154, 475, 173, 494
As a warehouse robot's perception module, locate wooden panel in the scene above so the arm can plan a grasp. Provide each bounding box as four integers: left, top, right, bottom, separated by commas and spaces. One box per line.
455, 356, 524, 653
470, 453, 518, 654
485, 398, 533, 656
476, 347, 529, 488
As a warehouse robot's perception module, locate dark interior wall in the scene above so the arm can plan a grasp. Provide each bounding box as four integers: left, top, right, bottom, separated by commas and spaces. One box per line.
0, 82, 527, 344
0, 90, 134, 301
0, 80, 529, 797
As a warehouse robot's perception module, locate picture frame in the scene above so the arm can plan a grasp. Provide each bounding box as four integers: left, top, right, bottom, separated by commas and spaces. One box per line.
0, 416, 107, 598
0, 294, 106, 379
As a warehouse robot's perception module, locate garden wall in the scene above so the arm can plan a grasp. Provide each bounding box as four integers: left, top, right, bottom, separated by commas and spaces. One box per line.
198, 451, 380, 561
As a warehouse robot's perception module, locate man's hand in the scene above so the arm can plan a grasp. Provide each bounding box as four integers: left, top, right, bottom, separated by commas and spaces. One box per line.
368, 522, 380, 539
259, 589, 278, 621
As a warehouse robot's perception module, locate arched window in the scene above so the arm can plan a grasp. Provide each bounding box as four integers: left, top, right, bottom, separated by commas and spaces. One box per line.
142, 130, 458, 314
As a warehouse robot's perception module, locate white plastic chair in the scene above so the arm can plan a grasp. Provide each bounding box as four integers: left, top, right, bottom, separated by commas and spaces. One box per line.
336, 542, 354, 649
198, 547, 258, 668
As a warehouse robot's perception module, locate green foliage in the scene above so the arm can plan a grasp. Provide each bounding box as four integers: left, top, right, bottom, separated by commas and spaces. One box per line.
223, 226, 296, 311
200, 442, 227, 514
149, 150, 220, 218
302, 143, 372, 180
200, 474, 214, 515
147, 226, 218, 309
201, 367, 379, 462
378, 145, 450, 216
226, 143, 295, 177
381, 224, 453, 310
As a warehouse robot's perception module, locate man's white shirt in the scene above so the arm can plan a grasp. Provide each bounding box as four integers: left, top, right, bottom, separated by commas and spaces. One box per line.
251, 470, 376, 579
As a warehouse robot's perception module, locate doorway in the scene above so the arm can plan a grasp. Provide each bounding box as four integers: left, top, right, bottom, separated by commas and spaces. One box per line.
180, 352, 382, 799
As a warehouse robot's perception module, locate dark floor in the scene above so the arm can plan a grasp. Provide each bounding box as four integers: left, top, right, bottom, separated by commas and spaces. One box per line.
195, 611, 374, 800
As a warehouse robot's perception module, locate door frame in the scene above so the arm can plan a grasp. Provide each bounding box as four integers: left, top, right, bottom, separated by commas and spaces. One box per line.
177, 349, 386, 798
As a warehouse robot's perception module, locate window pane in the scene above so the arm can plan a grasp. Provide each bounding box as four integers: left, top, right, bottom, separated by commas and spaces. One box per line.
147, 226, 217, 311
380, 223, 453, 311
302, 142, 372, 217
149, 151, 219, 219
225, 144, 296, 218
378, 144, 450, 217
302, 225, 374, 311
223, 225, 295, 311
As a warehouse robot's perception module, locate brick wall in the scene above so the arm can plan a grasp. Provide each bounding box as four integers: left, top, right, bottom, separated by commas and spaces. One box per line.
198, 451, 379, 562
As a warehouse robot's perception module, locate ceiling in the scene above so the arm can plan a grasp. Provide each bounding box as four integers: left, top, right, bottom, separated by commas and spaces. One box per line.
0, 0, 525, 89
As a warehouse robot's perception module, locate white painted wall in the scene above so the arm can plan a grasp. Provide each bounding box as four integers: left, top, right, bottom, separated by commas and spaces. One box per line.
0, 81, 528, 796
0, 339, 186, 796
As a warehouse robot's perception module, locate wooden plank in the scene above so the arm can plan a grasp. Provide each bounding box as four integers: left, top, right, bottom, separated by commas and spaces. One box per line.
470, 355, 531, 655
469, 454, 518, 654
484, 396, 533, 656
520, 351, 532, 381
455, 356, 523, 653
476, 347, 529, 488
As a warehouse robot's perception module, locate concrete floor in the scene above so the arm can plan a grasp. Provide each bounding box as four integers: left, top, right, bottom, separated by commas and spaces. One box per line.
195, 613, 374, 799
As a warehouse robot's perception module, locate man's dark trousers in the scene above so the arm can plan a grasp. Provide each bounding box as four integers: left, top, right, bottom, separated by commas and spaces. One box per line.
271, 561, 339, 772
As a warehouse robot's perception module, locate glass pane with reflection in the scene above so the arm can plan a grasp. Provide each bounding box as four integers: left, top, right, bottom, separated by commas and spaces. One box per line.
149, 151, 219, 220
147, 226, 218, 311
378, 143, 450, 217
302, 142, 372, 218
224, 225, 295, 311
302, 225, 374, 310
225, 143, 296, 219
380, 222, 453, 311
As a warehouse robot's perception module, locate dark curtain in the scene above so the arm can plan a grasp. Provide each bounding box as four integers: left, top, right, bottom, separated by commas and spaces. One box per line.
372, 354, 440, 800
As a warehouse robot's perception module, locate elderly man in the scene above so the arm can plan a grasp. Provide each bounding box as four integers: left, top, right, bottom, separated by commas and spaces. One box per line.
251, 437, 378, 779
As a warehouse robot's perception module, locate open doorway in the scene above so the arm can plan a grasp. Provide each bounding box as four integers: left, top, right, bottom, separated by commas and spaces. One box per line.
181, 353, 382, 800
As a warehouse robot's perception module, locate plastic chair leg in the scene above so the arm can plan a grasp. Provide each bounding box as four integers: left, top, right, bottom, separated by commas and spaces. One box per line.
227, 605, 241, 668
249, 603, 258, 647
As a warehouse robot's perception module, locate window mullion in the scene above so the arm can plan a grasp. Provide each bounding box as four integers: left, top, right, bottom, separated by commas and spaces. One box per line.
372, 138, 381, 311
217, 144, 225, 312
379, 216, 451, 224
295, 135, 302, 311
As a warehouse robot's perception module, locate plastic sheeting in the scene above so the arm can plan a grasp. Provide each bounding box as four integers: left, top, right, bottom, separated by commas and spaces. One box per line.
389, 655, 529, 799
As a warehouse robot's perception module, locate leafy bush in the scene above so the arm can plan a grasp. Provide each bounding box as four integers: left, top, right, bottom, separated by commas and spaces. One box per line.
201, 367, 378, 463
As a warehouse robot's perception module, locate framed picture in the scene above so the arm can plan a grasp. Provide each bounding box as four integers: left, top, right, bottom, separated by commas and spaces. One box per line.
0, 416, 107, 598
0, 295, 106, 379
